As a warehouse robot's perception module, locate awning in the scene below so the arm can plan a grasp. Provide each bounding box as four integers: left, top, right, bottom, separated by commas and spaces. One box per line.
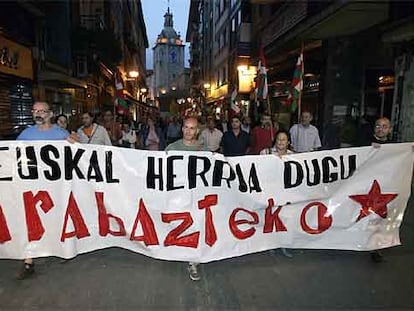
38, 71, 87, 88
382, 20, 414, 43
266, 1, 390, 55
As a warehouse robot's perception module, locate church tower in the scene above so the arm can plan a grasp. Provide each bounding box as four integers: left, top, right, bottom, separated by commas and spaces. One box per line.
153, 6, 185, 97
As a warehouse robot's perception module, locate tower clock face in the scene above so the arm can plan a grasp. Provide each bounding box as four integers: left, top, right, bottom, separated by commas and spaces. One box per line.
169, 50, 177, 63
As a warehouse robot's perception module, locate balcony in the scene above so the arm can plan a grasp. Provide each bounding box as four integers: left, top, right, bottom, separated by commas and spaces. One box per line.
80, 14, 105, 31
71, 27, 122, 69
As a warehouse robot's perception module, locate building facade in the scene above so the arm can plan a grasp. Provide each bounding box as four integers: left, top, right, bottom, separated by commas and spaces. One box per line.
187, 0, 254, 120
251, 0, 414, 143
0, 0, 149, 138
187, 0, 414, 143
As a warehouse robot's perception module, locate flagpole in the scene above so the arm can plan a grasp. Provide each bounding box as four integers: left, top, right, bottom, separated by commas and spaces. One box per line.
266, 94, 274, 142
297, 41, 304, 124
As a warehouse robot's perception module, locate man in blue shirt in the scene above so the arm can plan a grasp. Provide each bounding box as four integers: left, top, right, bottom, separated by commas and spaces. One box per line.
17, 102, 70, 141
16, 101, 72, 279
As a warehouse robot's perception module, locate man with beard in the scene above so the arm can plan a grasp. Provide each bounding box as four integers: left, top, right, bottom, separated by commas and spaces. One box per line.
16, 101, 75, 279
77, 112, 112, 145
368, 117, 394, 263
18, 101, 71, 140
221, 115, 250, 156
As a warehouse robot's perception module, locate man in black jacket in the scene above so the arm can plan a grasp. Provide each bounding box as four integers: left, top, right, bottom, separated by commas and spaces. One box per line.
369, 117, 393, 263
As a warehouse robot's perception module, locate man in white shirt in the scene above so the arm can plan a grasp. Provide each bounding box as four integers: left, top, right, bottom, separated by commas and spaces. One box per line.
119, 123, 137, 148
200, 117, 223, 152
77, 112, 112, 146
289, 111, 321, 152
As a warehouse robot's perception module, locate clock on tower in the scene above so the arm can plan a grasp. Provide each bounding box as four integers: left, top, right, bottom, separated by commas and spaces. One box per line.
169, 50, 177, 63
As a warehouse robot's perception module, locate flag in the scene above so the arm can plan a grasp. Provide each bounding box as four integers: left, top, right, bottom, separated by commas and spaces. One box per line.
115, 96, 129, 115
255, 44, 268, 101
230, 87, 240, 113
285, 50, 304, 112
114, 68, 129, 114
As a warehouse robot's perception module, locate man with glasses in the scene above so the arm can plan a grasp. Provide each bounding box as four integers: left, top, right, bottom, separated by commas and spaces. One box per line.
368, 117, 393, 263
372, 117, 393, 144
17, 101, 71, 140
16, 101, 74, 279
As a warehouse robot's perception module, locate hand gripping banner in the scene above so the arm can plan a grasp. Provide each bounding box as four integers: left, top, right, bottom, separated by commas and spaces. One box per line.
0, 142, 412, 263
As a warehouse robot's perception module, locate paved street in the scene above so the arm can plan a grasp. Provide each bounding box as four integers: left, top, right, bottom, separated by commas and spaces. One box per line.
1, 189, 413, 310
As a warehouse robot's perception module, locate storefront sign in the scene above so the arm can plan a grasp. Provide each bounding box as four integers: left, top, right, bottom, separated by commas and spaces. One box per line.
0, 35, 33, 80
210, 84, 228, 99
238, 66, 256, 93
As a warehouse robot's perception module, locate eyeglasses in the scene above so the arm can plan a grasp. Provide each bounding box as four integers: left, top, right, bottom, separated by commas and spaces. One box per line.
32, 109, 49, 114
375, 124, 389, 129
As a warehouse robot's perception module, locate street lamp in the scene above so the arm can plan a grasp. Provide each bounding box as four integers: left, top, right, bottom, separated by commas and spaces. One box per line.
203, 83, 211, 89
128, 70, 139, 78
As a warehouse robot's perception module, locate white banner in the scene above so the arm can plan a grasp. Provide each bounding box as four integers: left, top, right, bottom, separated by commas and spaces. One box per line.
0, 142, 412, 263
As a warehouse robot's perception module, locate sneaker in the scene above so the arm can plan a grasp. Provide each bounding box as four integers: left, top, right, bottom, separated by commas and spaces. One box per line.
269, 249, 277, 257
281, 248, 293, 258
188, 263, 200, 281
370, 250, 383, 263
17, 262, 35, 280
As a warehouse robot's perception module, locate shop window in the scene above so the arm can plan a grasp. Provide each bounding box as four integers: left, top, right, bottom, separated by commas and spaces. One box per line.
9, 84, 33, 135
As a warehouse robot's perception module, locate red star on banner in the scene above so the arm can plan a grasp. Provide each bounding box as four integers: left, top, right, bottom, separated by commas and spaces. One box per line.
349, 180, 398, 222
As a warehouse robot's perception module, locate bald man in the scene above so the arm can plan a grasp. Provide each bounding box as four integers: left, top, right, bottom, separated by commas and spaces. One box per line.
369, 117, 393, 263
165, 117, 207, 281
371, 117, 393, 144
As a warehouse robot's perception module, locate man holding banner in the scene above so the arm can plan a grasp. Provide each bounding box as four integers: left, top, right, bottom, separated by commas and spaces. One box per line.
368, 117, 393, 262
16, 101, 73, 279
166, 117, 207, 281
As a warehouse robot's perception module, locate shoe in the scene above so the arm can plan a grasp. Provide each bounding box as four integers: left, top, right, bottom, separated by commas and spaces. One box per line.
188, 263, 200, 281
17, 262, 35, 280
281, 248, 293, 258
370, 250, 383, 263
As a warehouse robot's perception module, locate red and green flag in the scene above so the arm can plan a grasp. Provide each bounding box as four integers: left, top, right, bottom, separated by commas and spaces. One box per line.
286, 51, 304, 112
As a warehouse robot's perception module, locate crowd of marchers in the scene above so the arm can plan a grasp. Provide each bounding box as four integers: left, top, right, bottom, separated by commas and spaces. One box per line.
13, 100, 394, 281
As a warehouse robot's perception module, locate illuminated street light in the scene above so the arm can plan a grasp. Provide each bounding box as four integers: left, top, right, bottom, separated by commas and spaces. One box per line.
140, 88, 147, 93
129, 70, 139, 78
203, 83, 211, 89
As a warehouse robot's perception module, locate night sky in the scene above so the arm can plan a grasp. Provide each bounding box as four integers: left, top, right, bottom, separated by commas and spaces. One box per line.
142, 0, 190, 69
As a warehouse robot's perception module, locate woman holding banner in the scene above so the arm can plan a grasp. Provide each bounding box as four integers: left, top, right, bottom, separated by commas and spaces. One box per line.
260, 130, 294, 258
